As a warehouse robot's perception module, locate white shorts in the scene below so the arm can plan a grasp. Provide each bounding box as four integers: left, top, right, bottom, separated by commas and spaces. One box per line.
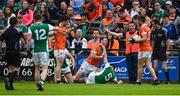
54, 49, 69, 58
79, 60, 98, 74
62, 66, 71, 74
33, 52, 49, 65
138, 51, 152, 60
86, 71, 96, 84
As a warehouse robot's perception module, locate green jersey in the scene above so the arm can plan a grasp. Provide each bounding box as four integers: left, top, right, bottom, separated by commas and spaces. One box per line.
28, 22, 54, 52
35, 3, 41, 12
155, 0, 166, 5
95, 64, 116, 84
62, 60, 68, 68
18, 24, 28, 49
155, 8, 165, 19
49, 50, 69, 69
19, 24, 28, 33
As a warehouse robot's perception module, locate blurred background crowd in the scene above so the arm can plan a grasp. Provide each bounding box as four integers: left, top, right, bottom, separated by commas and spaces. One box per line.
0, 0, 180, 56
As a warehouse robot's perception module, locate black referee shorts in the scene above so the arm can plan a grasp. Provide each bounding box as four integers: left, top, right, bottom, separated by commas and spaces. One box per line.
4, 51, 21, 67
152, 49, 167, 61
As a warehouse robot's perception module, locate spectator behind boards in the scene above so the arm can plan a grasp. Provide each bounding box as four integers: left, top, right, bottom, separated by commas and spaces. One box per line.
17, 0, 33, 26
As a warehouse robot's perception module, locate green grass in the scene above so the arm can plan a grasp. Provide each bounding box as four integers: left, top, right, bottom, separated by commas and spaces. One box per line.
0, 82, 180, 95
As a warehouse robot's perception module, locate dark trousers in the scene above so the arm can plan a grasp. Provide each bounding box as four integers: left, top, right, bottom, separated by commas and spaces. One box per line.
126, 52, 138, 84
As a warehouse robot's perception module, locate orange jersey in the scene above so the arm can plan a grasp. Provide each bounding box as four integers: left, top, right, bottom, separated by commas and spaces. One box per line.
139, 24, 152, 52
94, 0, 103, 3
116, 16, 131, 23
110, 0, 124, 6
85, 2, 102, 20
54, 27, 68, 50
102, 18, 114, 27
87, 39, 100, 49
107, 39, 119, 56
86, 44, 103, 67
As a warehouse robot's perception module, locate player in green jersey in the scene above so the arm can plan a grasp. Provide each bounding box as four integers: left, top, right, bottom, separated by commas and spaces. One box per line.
86, 63, 123, 84
27, 13, 58, 91
59, 49, 75, 83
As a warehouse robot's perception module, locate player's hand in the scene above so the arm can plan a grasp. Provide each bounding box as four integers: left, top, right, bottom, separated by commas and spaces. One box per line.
141, 32, 147, 38
104, 28, 109, 33
115, 28, 120, 32
117, 80, 123, 84
101, 53, 105, 58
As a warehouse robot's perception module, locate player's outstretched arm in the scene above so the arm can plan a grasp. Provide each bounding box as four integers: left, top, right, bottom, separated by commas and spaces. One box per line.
66, 27, 74, 33
48, 24, 59, 35
48, 31, 57, 35
102, 45, 108, 64
135, 32, 148, 43
105, 28, 123, 37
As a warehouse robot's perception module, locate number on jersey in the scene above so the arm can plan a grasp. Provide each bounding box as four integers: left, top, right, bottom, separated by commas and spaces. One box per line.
105, 73, 112, 81
35, 29, 46, 40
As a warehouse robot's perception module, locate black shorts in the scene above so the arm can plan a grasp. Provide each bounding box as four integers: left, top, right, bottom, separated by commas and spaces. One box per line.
4, 51, 20, 67
152, 50, 167, 61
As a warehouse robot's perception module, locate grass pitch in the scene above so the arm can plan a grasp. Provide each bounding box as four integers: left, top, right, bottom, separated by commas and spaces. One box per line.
0, 82, 180, 95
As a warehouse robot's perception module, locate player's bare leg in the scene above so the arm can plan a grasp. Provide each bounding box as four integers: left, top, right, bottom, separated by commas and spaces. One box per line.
34, 64, 40, 83
34, 64, 42, 91
74, 71, 86, 83
55, 57, 64, 83
153, 60, 159, 77
145, 58, 160, 85
41, 64, 48, 81
36, 64, 48, 91
137, 59, 144, 84
65, 73, 74, 83
145, 58, 157, 80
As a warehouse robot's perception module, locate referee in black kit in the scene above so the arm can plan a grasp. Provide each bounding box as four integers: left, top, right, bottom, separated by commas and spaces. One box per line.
151, 19, 170, 84
0, 17, 25, 90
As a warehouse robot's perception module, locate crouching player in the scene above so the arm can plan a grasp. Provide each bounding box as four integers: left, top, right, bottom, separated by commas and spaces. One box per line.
74, 36, 108, 83
59, 49, 75, 83
49, 37, 75, 83
86, 63, 123, 84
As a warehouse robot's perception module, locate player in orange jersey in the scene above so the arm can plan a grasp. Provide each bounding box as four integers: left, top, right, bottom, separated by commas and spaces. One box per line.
135, 16, 160, 85
53, 19, 74, 83
74, 37, 108, 83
